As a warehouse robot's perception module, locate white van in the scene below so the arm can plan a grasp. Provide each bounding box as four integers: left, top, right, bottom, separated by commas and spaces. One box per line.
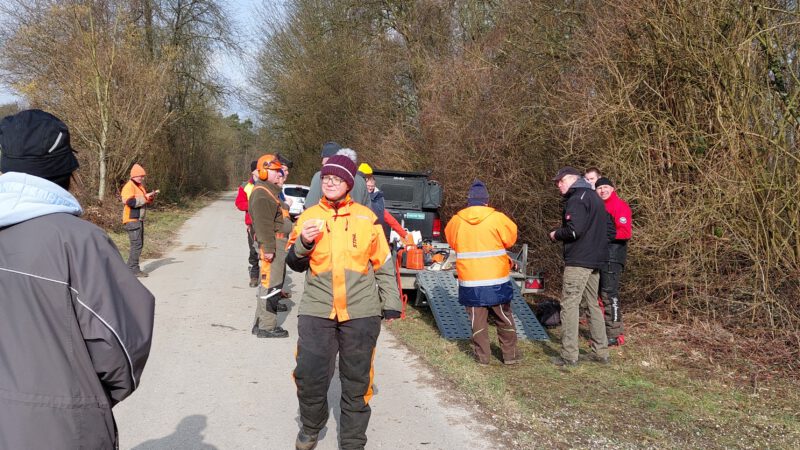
282, 184, 310, 217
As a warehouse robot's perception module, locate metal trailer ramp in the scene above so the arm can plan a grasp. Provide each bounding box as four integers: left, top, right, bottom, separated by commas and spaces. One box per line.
415, 271, 549, 341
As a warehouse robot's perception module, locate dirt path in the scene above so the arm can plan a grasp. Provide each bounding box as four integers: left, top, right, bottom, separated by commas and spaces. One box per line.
113, 192, 498, 449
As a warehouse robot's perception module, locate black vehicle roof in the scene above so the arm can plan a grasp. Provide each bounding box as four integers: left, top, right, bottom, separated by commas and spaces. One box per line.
372, 168, 432, 178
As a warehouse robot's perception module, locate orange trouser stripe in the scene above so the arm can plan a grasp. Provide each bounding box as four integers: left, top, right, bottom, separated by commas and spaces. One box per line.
363, 347, 377, 405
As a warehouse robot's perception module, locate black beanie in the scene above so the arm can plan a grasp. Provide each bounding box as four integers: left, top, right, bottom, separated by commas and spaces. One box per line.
0, 109, 79, 179
595, 177, 614, 188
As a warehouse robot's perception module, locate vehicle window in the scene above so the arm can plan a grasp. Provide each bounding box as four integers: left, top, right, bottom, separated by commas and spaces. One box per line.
381, 184, 416, 203
284, 187, 309, 198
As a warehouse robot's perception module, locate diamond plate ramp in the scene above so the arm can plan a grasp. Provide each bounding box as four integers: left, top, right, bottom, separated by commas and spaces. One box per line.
415, 270, 549, 341
415, 271, 471, 340
510, 283, 550, 341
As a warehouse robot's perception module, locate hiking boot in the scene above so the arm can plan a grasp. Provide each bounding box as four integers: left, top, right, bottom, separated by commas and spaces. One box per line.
550, 356, 578, 367
257, 327, 289, 338
586, 354, 610, 365
249, 277, 258, 288
295, 430, 319, 450
276, 303, 288, 312
134, 270, 148, 278
608, 335, 625, 347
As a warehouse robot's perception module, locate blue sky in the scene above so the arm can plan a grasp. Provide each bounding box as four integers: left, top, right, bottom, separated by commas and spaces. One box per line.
0, 0, 270, 120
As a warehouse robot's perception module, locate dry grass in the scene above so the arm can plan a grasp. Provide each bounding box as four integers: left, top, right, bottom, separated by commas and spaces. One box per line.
386, 304, 800, 449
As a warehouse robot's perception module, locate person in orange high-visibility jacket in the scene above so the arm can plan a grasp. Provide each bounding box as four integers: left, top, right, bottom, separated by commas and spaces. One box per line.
286, 154, 401, 450
445, 179, 520, 365
121, 163, 157, 277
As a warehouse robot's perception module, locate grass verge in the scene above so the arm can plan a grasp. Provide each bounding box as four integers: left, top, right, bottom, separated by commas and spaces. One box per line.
386, 306, 800, 449
107, 194, 216, 261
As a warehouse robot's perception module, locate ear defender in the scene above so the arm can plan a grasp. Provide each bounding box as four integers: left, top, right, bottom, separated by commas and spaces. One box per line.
256, 154, 281, 181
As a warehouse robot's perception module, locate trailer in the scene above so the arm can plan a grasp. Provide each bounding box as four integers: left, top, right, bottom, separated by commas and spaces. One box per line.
395, 243, 549, 341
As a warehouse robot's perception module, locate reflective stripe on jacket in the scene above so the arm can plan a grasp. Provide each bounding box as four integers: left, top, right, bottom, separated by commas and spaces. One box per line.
121, 179, 149, 224
444, 205, 518, 306
287, 195, 401, 321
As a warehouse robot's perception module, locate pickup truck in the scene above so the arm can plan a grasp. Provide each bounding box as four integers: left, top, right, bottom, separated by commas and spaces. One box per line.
373, 169, 444, 242
373, 169, 539, 307
373, 169, 444, 301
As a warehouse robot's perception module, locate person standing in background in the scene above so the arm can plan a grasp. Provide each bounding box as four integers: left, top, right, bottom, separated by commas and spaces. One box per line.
595, 177, 632, 346
121, 163, 158, 277
358, 162, 409, 244
549, 167, 612, 367
249, 154, 290, 338
584, 167, 602, 190
445, 179, 520, 365
235, 160, 261, 287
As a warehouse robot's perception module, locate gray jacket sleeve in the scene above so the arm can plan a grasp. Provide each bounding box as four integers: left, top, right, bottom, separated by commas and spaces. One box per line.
69, 228, 155, 406
352, 174, 370, 206
304, 172, 322, 208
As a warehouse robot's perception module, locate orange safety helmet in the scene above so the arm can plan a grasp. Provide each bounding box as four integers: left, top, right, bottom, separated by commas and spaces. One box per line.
257, 154, 282, 181
130, 163, 146, 178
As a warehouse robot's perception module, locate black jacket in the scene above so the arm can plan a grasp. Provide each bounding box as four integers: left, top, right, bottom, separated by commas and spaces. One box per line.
553, 178, 613, 269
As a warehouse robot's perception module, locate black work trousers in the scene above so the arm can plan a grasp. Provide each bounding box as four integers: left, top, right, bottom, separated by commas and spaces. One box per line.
124, 221, 144, 272
599, 261, 625, 339
246, 224, 259, 279
294, 315, 381, 450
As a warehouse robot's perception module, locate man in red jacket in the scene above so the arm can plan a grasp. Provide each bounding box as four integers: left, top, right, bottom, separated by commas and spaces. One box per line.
235, 161, 260, 287
595, 177, 632, 346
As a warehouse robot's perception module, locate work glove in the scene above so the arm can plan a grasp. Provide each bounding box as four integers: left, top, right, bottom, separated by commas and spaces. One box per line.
383, 310, 402, 321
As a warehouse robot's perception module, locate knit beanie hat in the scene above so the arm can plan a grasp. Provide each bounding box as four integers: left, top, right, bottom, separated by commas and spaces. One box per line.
0, 109, 79, 180
467, 179, 489, 206
595, 177, 614, 188
321, 141, 341, 158
321, 154, 356, 190
130, 163, 146, 178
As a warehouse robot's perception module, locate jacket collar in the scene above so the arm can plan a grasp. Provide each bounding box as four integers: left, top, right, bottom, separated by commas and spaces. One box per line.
0, 172, 82, 228
320, 194, 353, 216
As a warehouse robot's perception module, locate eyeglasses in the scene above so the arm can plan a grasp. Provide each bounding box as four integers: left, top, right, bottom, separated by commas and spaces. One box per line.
321, 175, 344, 186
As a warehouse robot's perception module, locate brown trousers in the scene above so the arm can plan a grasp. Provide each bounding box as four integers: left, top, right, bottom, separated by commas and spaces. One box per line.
466, 303, 518, 364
